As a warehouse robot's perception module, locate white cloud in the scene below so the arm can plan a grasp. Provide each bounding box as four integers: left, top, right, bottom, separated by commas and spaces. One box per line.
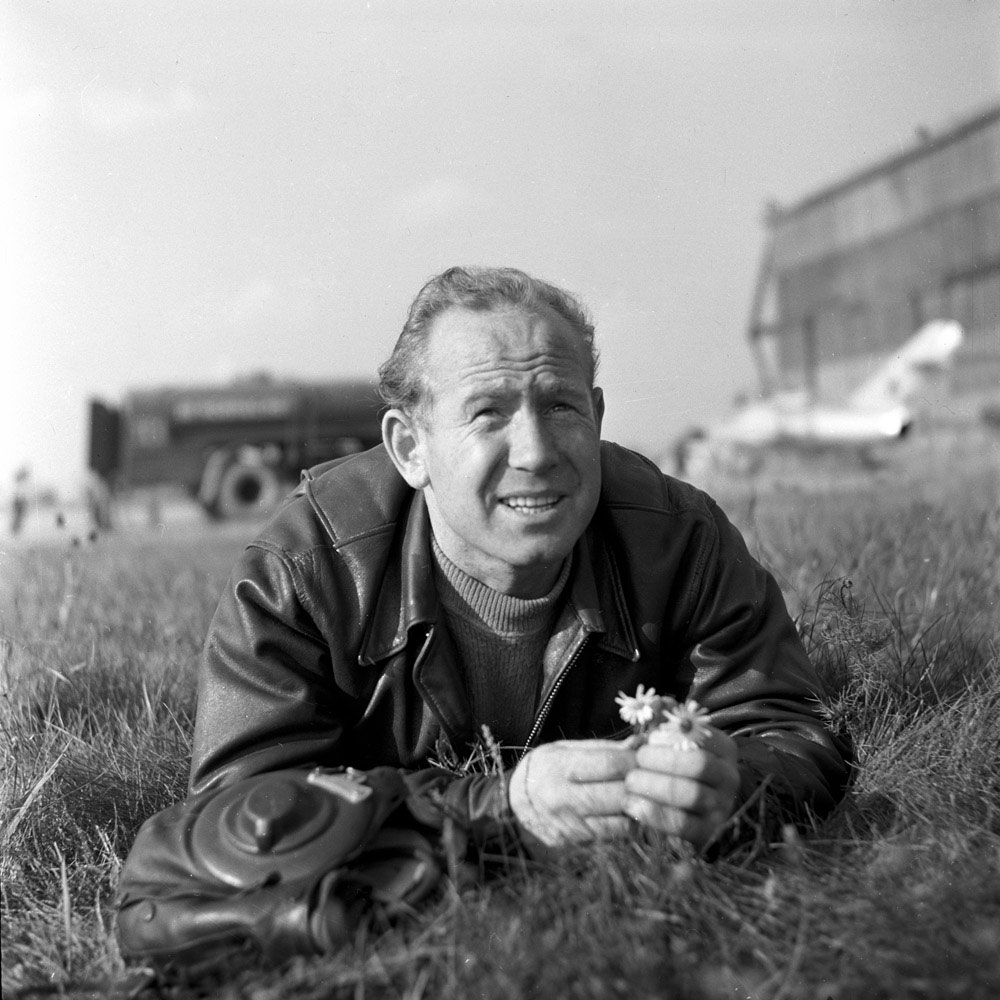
78, 82, 203, 133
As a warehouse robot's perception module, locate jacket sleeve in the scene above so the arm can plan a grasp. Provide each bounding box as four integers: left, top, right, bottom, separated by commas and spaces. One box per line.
189, 545, 521, 858
190, 543, 347, 795
683, 500, 853, 833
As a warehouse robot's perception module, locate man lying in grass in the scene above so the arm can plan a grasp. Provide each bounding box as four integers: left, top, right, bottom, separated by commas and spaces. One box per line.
118, 266, 852, 965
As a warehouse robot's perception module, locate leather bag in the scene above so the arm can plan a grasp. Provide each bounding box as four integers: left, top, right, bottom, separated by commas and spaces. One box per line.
116, 766, 443, 969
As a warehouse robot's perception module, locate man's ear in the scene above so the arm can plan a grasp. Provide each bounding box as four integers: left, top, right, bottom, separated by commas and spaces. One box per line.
591, 386, 605, 434
382, 408, 430, 489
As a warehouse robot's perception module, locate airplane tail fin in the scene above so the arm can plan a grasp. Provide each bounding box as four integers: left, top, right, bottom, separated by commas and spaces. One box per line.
848, 320, 963, 411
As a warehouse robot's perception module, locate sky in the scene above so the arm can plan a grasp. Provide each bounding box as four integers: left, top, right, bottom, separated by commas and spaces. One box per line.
2, 1, 998, 497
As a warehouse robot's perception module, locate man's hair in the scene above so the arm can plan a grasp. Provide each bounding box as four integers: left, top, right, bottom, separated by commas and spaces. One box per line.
377, 266, 599, 413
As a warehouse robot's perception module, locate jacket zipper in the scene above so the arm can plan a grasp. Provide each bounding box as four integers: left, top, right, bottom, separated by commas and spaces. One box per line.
519, 634, 591, 760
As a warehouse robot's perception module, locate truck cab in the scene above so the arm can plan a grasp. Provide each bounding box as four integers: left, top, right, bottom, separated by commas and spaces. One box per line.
88, 376, 384, 519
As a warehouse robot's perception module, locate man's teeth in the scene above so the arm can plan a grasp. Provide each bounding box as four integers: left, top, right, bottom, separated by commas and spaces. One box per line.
501, 496, 560, 511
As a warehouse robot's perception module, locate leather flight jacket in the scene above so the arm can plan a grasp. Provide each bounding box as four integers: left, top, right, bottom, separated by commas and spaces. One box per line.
190, 443, 852, 851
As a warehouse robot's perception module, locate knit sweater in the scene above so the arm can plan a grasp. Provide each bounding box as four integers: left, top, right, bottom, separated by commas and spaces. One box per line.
431, 536, 571, 750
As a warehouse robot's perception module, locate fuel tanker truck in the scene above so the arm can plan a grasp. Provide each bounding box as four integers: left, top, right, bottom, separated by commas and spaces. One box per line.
87, 375, 383, 519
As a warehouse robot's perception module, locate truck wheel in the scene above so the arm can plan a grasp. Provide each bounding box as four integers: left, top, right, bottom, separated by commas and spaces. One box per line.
215, 462, 282, 519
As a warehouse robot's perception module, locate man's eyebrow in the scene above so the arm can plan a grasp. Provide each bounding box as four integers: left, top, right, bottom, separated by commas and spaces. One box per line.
539, 377, 590, 398
459, 377, 518, 399
457, 374, 589, 408
459, 387, 513, 410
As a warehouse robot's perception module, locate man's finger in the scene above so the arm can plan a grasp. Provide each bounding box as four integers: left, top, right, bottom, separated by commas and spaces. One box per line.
624, 795, 692, 837
634, 744, 738, 788
624, 795, 728, 846
695, 727, 738, 758
558, 743, 637, 782
570, 779, 631, 816
623, 769, 711, 814
533, 777, 630, 815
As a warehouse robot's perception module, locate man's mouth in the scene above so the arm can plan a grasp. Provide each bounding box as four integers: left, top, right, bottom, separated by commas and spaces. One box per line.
499, 494, 562, 514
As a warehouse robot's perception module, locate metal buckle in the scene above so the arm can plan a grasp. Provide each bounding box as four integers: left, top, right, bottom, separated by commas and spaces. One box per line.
306, 768, 373, 804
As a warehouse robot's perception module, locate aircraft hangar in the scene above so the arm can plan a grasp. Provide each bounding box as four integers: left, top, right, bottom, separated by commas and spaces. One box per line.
747, 103, 1000, 422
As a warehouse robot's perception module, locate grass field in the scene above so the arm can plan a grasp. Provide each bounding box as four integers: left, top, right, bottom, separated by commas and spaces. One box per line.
2, 440, 999, 1000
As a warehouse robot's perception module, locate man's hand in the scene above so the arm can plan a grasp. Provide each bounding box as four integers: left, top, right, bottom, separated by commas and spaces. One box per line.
623, 727, 740, 849
509, 739, 636, 850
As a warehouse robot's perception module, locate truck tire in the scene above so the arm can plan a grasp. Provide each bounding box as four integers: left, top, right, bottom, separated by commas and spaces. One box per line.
215, 462, 282, 519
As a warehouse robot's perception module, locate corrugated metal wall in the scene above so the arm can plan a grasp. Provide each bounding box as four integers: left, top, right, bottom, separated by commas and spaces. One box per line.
751, 106, 1000, 413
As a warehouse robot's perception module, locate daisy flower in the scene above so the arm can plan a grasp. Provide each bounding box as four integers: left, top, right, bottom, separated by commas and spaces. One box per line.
648, 699, 713, 751
614, 684, 664, 732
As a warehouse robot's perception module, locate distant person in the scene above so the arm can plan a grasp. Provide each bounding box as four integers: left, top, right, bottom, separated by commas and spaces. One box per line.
672, 426, 707, 477
10, 465, 31, 536
118, 267, 852, 963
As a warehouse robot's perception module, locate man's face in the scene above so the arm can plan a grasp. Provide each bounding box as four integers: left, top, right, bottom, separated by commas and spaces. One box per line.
387, 304, 604, 597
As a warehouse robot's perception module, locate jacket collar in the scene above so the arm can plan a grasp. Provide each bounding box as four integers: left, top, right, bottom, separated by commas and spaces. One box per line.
358, 490, 640, 666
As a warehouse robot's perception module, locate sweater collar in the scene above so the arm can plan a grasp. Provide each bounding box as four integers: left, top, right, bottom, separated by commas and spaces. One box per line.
358, 490, 640, 666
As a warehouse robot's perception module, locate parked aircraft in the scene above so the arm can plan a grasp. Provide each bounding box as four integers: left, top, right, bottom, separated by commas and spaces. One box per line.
673, 319, 964, 476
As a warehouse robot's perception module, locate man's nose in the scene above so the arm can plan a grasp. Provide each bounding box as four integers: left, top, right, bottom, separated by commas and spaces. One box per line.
508, 411, 558, 471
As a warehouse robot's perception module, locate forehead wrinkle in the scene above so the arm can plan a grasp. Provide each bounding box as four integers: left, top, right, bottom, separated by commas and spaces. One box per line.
457, 353, 575, 383
424, 305, 593, 400
452, 362, 587, 407
454, 330, 588, 376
